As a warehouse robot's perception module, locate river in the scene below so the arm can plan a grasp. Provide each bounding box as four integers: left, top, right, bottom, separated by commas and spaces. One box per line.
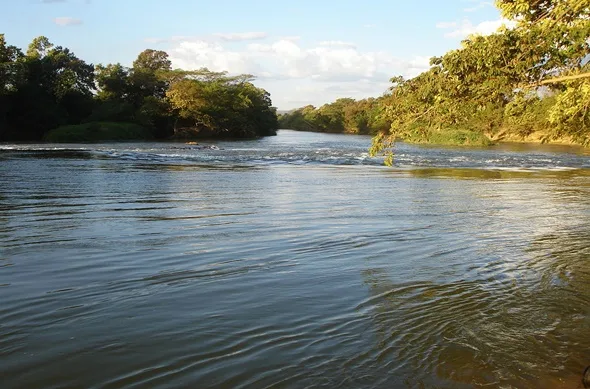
1, 130, 590, 388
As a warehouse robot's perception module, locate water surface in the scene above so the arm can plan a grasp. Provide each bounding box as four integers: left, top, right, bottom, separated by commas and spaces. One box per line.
1, 130, 590, 388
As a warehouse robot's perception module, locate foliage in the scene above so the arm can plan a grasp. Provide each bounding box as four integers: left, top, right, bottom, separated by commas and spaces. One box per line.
279, 97, 389, 135
166, 71, 277, 138
365, 0, 590, 164
548, 80, 590, 145
502, 93, 555, 138
279, 0, 590, 165
1, 36, 96, 140
44, 122, 153, 142
0, 37, 278, 141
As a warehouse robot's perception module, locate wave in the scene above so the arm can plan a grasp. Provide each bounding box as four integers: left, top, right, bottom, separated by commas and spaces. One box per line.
1, 141, 589, 172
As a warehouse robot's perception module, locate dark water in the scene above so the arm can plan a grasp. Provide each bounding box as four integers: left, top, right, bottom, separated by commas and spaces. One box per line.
1, 130, 590, 388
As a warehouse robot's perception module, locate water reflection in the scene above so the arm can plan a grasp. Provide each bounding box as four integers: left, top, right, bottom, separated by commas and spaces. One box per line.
1, 134, 590, 388
401, 167, 590, 180
360, 223, 590, 388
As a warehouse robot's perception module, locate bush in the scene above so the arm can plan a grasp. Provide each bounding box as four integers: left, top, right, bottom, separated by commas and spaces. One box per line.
43, 122, 153, 142
401, 126, 493, 146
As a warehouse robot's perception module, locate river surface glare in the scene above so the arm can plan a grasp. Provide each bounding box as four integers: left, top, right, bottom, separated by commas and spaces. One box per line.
1, 130, 590, 388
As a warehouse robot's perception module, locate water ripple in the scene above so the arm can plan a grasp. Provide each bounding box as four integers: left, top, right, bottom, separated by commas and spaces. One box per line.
1, 132, 590, 388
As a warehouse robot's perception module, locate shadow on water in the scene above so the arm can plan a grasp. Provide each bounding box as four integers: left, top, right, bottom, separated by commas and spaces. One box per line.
129, 163, 265, 172
360, 223, 590, 388
396, 167, 590, 180
491, 142, 590, 156
1, 149, 96, 159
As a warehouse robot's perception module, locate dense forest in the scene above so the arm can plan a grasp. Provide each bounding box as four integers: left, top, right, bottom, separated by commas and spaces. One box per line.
278, 97, 392, 135
0, 36, 278, 142
280, 0, 590, 165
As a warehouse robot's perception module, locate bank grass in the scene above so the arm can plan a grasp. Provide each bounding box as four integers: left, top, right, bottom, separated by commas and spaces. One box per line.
427, 128, 493, 146
401, 124, 494, 147
44, 122, 153, 142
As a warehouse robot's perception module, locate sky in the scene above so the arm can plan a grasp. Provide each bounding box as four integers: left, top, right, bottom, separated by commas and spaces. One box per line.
1, 0, 512, 109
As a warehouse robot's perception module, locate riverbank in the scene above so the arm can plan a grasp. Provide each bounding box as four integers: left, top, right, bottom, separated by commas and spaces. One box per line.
489, 129, 579, 147
43, 122, 277, 143
43, 122, 153, 142
286, 125, 585, 150
401, 127, 583, 148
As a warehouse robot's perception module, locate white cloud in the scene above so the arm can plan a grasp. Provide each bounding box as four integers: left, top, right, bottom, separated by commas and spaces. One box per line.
166, 37, 431, 109
170, 41, 263, 75
213, 32, 268, 41
437, 18, 516, 38
170, 38, 428, 81
53, 17, 83, 26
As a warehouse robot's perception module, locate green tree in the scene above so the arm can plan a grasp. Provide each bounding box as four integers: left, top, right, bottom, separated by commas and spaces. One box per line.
166, 69, 277, 137
95, 63, 129, 101
2, 36, 94, 140
2, 38, 278, 141
0, 34, 24, 139
366, 0, 590, 163
132, 49, 172, 72
26, 36, 53, 59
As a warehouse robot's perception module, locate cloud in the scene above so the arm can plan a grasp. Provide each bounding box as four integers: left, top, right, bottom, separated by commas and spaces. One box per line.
53, 17, 83, 26
170, 41, 264, 75
166, 37, 432, 108
213, 32, 268, 41
437, 18, 516, 38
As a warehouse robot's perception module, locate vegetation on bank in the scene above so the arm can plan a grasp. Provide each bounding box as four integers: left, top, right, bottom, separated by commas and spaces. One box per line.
0, 37, 279, 142
280, 0, 590, 164
44, 122, 153, 142
278, 98, 391, 135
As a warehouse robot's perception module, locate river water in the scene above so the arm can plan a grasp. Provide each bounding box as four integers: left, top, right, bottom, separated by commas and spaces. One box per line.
1, 130, 590, 388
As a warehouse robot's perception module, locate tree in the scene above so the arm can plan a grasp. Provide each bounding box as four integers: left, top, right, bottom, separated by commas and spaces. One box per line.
132, 49, 171, 72
2, 36, 95, 140
95, 63, 129, 101
0, 34, 23, 94
166, 69, 277, 137
26, 36, 53, 59
279, 98, 390, 135
1, 37, 278, 141
0, 34, 24, 139
363, 0, 590, 163
496, 0, 590, 143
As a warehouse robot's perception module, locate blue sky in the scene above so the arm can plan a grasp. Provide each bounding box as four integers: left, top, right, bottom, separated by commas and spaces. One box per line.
1, 0, 509, 109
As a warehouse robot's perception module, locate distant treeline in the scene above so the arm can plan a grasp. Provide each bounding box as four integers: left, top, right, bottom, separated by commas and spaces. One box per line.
278, 97, 391, 135
281, 0, 590, 165
0, 35, 278, 142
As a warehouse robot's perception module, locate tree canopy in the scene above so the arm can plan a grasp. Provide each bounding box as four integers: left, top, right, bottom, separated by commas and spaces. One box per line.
278, 97, 391, 135
367, 0, 590, 163
0, 37, 278, 141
